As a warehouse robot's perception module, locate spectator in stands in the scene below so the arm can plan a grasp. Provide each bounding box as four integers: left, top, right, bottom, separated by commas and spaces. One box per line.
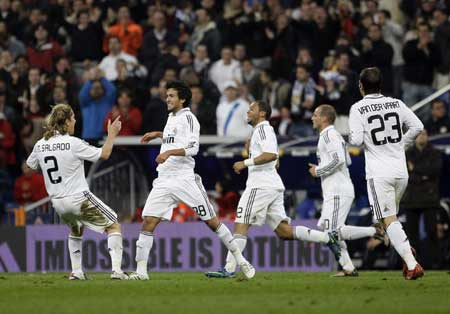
402, 22, 440, 107
274, 106, 293, 136
216, 80, 251, 137
295, 47, 320, 82
377, 9, 405, 98
288, 64, 317, 137
402, 130, 442, 269
214, 179, 239, 221
187, 8, 221, 61
0, 108, 15, 168
141, 79, 168, 133
240, 59, 260, 101
190, 85, 216, 135
139, 9, 178, 75
26, 23, 64, 73
0, 21, 25, 58
99, 36, 147, 82
65, 9, 104, 64
424, 99, 450, 135
13, 161, 47, 205
258, 69, 291, 115
208, 46, 242, 94
79, 67, 116, 142
103, 6, 143, 56
20, 67, 50, 115
433, 5, 450, 90
361, 23, 394, 94
103, 89, 142, 136
269, 13, 297, 80
193, 44, 210, 78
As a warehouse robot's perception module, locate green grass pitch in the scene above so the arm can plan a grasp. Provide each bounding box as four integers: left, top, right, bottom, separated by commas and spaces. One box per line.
0, 271, 448, 314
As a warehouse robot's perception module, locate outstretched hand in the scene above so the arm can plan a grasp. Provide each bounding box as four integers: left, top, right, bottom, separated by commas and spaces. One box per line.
107, 116, 122, 136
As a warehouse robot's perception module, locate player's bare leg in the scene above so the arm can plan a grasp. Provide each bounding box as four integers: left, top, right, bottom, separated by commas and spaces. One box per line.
382, 215, 424, 280
129, 216, 161, 280
68, 225, 85, 280
105, 222, 128, 280
204, 218, 255, 279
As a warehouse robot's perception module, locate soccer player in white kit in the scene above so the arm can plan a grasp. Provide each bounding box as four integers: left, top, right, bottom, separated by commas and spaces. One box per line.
26, 104, 128, 280
309, 104, 388, 277
128, 80, 255, 280
205, 100, 342, 278
349, 67, 424, 280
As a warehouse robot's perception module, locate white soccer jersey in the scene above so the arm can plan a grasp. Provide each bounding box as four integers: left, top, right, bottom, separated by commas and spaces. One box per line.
26, 134, 101, 198
246, 121, 284, 190
157, 107, 200, 175
349, 93, 423, 179
316, 125, 354, 199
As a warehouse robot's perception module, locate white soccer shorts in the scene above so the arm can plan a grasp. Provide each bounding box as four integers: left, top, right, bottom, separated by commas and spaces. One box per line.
51, 191, 118, 234
142, 173, 216, 221
366, 177, 408, 220
317, 195, 354, 231
235, 188, 290, 230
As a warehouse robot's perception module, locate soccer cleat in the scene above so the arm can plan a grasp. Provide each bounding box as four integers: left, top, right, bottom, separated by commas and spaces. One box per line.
326, 231, 341, 262
69, 271, 87, 280
128, 272, 149, 280
403, 247, 417, 277
404, 263, 424, 280
239, 262, 256, 279
204, 268, 236, 278
332, 269, 359, 277
373, 223, 390, 246
111, 271, 129, 280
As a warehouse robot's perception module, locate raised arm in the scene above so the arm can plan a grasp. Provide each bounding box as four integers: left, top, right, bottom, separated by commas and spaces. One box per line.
101, 116, 122, 160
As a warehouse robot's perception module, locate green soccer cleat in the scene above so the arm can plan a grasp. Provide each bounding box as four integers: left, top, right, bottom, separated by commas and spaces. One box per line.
204, 268, 236, 278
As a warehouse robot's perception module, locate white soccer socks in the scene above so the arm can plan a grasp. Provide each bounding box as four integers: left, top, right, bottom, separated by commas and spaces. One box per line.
338, 240, 355, 272
386, 221, 417, 270
294, 226, 329, 243
224, 234, 247, 273
339, 225, 376, 240
107, 232, 124, 273
215, 223, 246, 266
135, 231, 154, 274
68, 235, 83, 273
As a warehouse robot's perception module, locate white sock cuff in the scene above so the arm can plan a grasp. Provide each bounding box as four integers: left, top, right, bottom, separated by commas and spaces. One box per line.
69, 235, 82, 241
233, 234, 247, 240
386, 221, 401, 233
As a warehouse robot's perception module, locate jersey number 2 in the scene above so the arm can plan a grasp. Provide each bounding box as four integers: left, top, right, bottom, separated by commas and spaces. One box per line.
368, 113, 402, 146
44, 156, 62, 184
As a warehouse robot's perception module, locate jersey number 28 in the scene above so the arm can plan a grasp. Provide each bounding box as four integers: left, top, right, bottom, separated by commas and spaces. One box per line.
44, 156, 62, 184
368, 112, 402, 146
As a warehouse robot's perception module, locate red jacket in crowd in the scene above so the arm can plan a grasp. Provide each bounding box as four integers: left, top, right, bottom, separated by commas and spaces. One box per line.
103, 106, 143, 135
14, 172, 48, 205
0, 118, 16, 165
27, 40, 64, 72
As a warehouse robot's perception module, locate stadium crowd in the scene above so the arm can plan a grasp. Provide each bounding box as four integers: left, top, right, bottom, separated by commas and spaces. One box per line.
0, 0, 449, 268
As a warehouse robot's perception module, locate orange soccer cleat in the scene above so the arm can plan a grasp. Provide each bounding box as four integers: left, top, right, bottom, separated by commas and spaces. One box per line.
404, 263, 424, 280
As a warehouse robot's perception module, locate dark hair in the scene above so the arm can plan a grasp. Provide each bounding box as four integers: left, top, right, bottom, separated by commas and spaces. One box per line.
166, 80, 192, 107
380, 9, 391, 19
417, 22, 431, 31
317, 104, 336, 124
254, 100, 272, 120
359, 67, 382, 94
296, 63, 312, 73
